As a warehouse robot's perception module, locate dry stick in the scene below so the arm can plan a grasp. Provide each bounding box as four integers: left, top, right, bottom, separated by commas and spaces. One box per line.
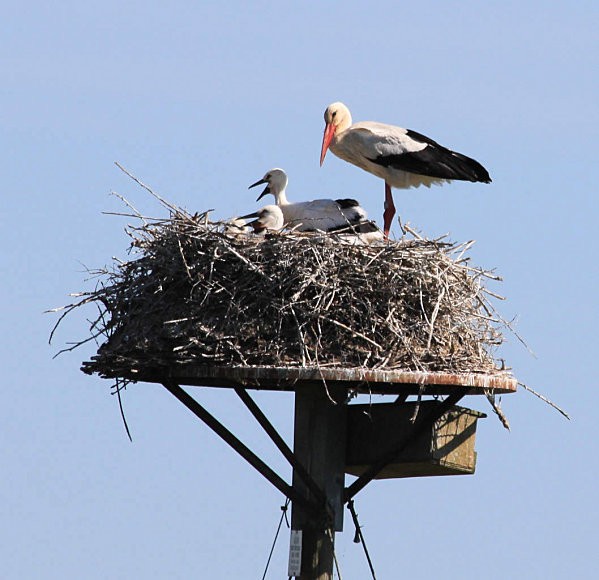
364, 247, 388, 270
477, 295, 535, 357
454, 239, 476, 262
426, 286, 446, 351
480, 287, 506, 301
518, 382, 570, 420
485, 391, 511, 430
288, 304, 307, 366
410, 384, 425, 423
113, 379, 133, 442
321, 316, 382, 350
109, 191, 147, 225
223, 244, 270, 279
115, 162, 216, 224
114, 162, 181, 214
402, 223, 424, 240
52, 334, 103, 358
316, 365, 338, 406
47, 296, 99, 345
176, 237, 193, 281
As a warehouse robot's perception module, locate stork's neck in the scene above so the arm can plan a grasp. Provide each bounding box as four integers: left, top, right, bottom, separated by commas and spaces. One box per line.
335, 109, 353, 136
271, 186, 289, 206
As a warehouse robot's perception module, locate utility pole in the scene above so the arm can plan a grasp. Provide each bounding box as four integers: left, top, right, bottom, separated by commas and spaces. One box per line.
290, 384, 347, 579
144, 368, 514, 578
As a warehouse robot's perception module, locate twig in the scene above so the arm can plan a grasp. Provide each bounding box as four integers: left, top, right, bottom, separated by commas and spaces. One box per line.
518, 382, 570, 420
114, 162, 182, 216
321, 316, 382, 350
109, 191, 147, 225
485, 391, 511, 430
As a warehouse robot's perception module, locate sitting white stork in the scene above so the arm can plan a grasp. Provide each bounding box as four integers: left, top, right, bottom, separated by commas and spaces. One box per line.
319, 101, 492, 238
248, 168, 372, 232
238, 205, 285, 234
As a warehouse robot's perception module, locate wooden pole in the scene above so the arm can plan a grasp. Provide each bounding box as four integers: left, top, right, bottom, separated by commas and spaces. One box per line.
290, 384, 347, 580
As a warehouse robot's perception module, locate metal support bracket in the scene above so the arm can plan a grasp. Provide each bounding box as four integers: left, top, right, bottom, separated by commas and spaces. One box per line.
161, 381, 320, 516
234, 387, 327, 506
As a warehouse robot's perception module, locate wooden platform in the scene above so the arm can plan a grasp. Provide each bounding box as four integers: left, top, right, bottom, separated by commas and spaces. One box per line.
122, 364, 517, 395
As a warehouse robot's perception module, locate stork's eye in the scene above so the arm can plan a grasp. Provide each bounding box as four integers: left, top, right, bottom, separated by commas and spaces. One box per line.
332, 111, 337, 118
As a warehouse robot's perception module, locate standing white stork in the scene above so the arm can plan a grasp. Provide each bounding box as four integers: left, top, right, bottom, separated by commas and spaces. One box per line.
238, 204, 285, 234
248, 167, 373, 232
319, 102, 492, 238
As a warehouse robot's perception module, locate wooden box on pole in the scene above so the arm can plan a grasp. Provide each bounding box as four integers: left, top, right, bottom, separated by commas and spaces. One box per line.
345, 401, 485, 479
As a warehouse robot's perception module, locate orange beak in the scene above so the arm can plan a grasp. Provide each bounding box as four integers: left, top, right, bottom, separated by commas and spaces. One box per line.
319, 122, 336, 166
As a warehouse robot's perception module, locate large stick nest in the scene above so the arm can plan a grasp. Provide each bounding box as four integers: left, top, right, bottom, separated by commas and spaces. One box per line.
54, 202, 513, 381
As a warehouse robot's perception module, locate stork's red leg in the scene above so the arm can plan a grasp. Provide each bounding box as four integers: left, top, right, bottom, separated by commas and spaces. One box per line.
383, 182, 395, 239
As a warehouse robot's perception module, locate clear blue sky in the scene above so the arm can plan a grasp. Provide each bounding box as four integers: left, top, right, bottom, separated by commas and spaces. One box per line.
2, 1, 598, 578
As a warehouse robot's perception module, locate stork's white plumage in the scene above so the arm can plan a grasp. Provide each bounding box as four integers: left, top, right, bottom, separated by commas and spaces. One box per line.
248, 168, 370, 232
319, 102, 492, 238
239, 204, 285, 234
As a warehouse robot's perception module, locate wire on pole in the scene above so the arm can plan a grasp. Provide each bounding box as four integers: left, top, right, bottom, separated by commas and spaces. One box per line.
347, 499, 377, 580
261, 498, 290, 580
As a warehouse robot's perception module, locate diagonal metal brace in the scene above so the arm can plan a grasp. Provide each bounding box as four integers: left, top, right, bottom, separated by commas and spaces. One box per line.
234, 387, 327, 506
161, 381, 320, 516
344, 388, 469, 501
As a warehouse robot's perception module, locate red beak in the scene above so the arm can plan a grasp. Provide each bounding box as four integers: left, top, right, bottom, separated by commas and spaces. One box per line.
319, 122, 336, 166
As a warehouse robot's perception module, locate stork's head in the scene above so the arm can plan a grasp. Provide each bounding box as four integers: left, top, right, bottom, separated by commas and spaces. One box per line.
248, 168, 288, 201
240, 204, 285, 234
320, 102, 352, 166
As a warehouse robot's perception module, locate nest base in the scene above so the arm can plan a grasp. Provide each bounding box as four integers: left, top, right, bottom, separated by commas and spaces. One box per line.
87, 363, 517, 395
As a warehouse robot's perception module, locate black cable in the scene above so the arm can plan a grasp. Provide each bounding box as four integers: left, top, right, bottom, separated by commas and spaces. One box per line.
347, 500, 377, 580
261, 498, 290, 580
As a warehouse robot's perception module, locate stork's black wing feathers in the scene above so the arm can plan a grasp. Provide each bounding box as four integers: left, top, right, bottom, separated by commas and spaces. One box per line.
334, 198, 360, 209
327, 220, 380, 234
368, 129, 492, 183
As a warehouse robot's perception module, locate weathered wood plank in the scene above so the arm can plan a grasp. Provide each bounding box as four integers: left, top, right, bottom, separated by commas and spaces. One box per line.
118, 365, 517, 395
